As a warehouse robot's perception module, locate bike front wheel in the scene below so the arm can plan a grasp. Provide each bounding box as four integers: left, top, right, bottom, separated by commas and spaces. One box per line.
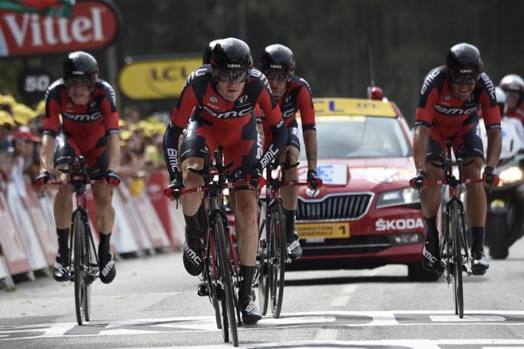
257, 200, 269, 315
269, 202, 287, 318
450, 200, 464, 318
73, 210, 89, 325
214, 211, 238, 346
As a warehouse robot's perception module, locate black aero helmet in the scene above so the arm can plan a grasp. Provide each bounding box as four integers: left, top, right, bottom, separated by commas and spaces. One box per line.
53, 136, 78, 173
202, 39, 222, 65
210, 37, 253, 82
446, 43, 483, 84
63, 51, 98, 86
260, 44, 295, 75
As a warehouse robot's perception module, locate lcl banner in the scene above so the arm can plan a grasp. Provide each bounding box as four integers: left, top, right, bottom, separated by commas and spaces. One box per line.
118, 56, 201, 100
0, 1, 120, 57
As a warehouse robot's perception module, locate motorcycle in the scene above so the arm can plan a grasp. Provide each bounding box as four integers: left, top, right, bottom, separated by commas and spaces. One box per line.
482, 117, 524, 259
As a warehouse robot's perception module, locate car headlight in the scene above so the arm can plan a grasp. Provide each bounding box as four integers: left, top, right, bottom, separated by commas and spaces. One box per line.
498, 166, 524, 186
376, 187, 420, 208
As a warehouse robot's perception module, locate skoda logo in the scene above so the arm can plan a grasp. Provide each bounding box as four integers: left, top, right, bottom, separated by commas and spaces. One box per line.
306, 187, 320, 198
209, 96, 218, 103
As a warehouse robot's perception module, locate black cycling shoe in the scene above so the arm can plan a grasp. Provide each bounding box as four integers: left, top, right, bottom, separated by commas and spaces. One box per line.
286, 232, 302, 261
99, 250, 116, 284
240, 297, 262, 325
471, 248, 489, 275
183, 237, 204, 276
53, 252, 70, 282
422, 239, 443, 273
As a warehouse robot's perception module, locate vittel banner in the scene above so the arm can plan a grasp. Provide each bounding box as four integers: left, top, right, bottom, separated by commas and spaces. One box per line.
0, 1, 119, 57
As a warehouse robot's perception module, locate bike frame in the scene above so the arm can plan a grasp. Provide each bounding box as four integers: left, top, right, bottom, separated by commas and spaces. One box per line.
50, 156, 100, 326
173, 148, 247, 346
423, 142, 484, 318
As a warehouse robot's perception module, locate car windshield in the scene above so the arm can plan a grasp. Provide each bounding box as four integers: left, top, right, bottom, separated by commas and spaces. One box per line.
299, 116, 411, 159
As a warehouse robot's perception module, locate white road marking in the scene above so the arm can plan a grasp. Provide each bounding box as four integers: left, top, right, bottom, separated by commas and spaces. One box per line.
313, 328, 338, 341
329, 284, 358, 307
1, 310, 524, 341
429, 315, 506, 322
111, 339, 524, 349
329, 296, 349, 307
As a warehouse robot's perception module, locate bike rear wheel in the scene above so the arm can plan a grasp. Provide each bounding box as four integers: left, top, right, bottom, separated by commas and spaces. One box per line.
205, 235, 222, 330
214, 212, 238, 346
269, 202, 287, 318
450, 200, 464, 318
73, 210, 89, 325
83, 224, 94, 322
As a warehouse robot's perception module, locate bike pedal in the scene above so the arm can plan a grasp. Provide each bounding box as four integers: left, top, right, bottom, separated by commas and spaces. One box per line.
197, 283, 209, 297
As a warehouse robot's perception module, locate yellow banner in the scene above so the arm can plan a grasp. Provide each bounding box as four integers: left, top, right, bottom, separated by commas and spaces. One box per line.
296, 222, 350, 239
118, 57, 202, 100
313, 98, 396, 117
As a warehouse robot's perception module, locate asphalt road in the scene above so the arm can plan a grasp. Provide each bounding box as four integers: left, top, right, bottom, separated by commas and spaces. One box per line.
1, 236, 524, 349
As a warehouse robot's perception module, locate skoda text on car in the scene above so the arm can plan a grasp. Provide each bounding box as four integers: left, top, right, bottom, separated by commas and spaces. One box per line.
288, 96, 438, 281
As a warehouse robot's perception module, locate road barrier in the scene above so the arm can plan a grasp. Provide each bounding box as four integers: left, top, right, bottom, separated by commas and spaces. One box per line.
0, 168, 184, 290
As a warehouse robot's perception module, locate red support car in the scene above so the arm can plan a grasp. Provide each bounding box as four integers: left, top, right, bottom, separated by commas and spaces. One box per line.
288, 97, 439, 281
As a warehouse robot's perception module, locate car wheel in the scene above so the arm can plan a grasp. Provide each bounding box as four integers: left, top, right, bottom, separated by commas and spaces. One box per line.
407, 263, 440, 282
487, 212, 509, 260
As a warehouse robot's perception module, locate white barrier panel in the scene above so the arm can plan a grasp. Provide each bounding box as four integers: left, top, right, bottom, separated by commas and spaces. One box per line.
6, 182, 48, 271
39, 190, 56, 236
134, 190, 170, 249
0, 191, 30, 275
117, 185, 154, 252
22, 183, 57, 265
111, 187, 141, 254
0, 256, 8, 279
168, 202, 185, 247
0, 255, 15, 289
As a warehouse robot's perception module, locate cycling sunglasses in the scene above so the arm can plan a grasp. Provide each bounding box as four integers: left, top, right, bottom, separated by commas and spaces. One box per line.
212, 69, 249, 83
263, 69, 289, 82
64, 76, 95, 88
449, 72, 478, 86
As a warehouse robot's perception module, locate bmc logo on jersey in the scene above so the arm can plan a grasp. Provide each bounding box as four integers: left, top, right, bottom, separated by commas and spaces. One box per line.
183, 68, 207, 89
480, 73, 496, 100
251, 68, 271, 90
203, 105, 254, 119
434, 104, 477, 116
62, 111, 102, 122
421, 69, 440, 95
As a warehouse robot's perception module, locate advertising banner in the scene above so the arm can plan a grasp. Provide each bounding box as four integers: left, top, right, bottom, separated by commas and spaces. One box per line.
0, 1, 120, 57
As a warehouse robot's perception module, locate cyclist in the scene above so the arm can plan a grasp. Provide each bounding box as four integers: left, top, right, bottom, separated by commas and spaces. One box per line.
34, 51, 121, 284
163, 37, 287, 324
499, 74, 524, 124
258, 44, 321, 260
413, 43, 501, 276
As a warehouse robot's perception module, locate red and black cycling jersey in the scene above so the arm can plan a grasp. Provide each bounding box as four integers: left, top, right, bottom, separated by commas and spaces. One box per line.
259, 75, 316, 130
163, 64, 286, 180
42, 79, 120, 153
415, 66, 501, 138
